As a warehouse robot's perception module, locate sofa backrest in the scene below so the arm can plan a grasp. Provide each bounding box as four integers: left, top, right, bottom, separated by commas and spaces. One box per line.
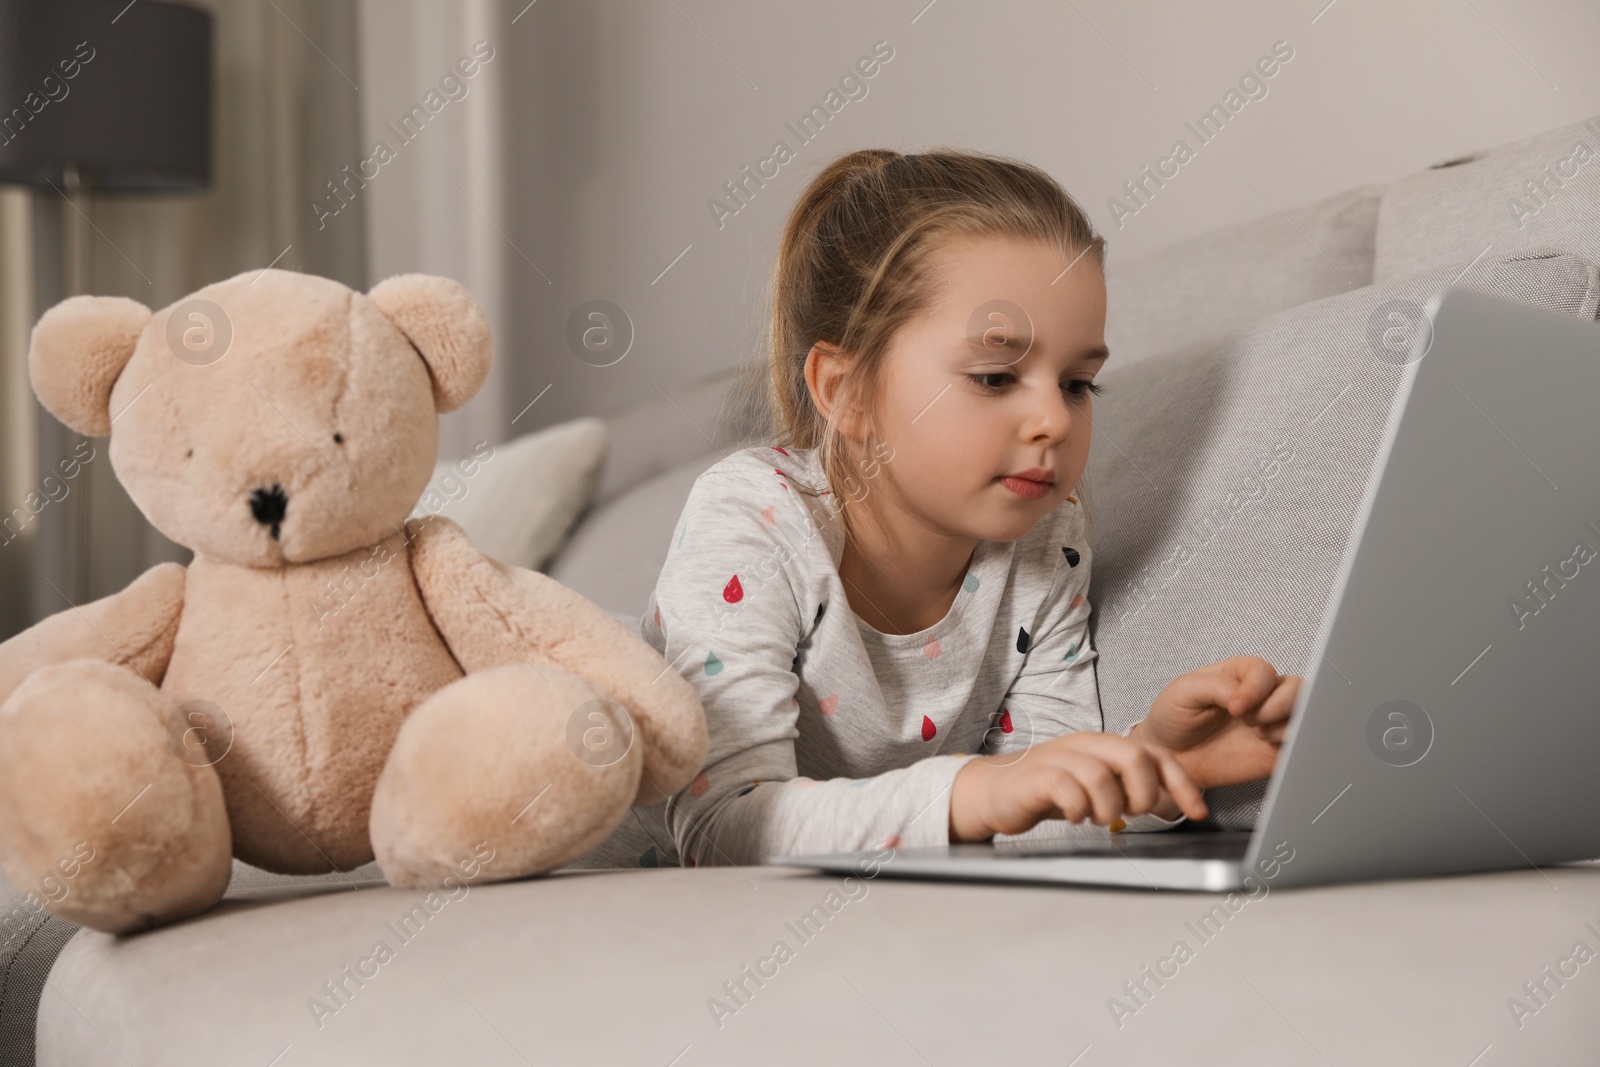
590, 365, 760, 508
1104, 184, 1384, 367
1374, 114, 1600, 283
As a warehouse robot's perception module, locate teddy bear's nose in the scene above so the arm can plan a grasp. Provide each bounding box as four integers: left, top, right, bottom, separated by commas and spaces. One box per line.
249, 484, 288, 540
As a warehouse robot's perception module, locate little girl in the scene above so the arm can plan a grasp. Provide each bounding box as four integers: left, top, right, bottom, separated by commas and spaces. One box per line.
640, 147, 1300, 867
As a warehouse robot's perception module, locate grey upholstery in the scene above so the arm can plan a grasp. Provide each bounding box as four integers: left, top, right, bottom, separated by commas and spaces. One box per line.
36, 863, 1600, 1065
588, 363, 761, 509
1374, 116, 1600, 283
1, 858, 381, 1067
0, 883, 75, 1067
548, 451, 721, 622
1105, 184, 1384, 367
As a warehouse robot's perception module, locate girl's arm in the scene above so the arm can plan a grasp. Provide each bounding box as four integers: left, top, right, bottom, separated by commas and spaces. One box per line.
983, 505, 1186, 835
648, 466, 982, 866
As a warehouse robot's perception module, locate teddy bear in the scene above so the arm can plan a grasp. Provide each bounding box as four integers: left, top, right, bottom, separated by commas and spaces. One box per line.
0, 268, 706, 934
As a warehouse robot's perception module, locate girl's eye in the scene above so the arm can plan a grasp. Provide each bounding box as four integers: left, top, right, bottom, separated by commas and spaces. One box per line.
967, 372, 1012, 392
1063, 380, 1106, 401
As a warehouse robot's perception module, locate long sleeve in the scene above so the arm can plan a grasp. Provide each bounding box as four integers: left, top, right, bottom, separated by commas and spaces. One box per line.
646, 466, 979, 866
985, 505, 1184, 840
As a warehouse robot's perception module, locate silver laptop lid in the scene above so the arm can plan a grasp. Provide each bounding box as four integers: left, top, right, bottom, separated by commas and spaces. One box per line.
1253, 286, 1600, 886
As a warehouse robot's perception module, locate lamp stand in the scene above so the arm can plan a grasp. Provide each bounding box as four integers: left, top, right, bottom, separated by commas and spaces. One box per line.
61, 163, 94, 605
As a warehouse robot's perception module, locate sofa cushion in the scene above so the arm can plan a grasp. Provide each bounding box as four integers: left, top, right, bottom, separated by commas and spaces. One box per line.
1105, 185, 1384, 367
548, 450, 722, 620
0, 872, 77, 1067
590, 367, 759, 508
1374, 115, 1600, 283
1087, 249, 1600, 828
36, 863, 1600, 1064
411, 417, 607, 572
0, 857, 383, 1067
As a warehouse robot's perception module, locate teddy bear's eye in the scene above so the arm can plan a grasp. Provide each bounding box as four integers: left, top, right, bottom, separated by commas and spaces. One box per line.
333, 433, 344, 444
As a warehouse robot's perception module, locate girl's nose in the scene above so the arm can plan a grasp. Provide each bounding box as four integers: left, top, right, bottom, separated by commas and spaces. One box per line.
1026, 386, 1074, 443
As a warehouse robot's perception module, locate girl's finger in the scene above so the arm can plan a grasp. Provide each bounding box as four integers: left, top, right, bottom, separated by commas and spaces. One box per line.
1055, 754, 1128, 825
1167, 657, 1275, 722
1160, 669, 1240, 718
1149, 748, 1209, 821
1255, 674, 1301, 725
1078, 735, 1164, 815
1221, 656, 1281, 718
1045, 774, 1093, 824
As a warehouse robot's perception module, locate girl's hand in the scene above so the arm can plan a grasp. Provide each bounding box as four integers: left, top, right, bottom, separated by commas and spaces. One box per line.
949, 733, 1209, 844
1132, 657, 1302, 790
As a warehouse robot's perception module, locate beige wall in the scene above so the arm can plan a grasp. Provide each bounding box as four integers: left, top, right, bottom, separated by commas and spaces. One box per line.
356, 0, 1600, 451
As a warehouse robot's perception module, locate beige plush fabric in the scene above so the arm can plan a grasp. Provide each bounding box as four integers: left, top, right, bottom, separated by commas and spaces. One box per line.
27, 294, 151, 436
366, 273, 492, 412
0, 269, 706, 935
407, 516, 706, 808
167, 525, 465, 875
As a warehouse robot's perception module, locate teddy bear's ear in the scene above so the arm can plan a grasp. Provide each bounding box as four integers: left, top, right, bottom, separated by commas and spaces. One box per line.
28, 295, 153, 436
366, 274, 493, 413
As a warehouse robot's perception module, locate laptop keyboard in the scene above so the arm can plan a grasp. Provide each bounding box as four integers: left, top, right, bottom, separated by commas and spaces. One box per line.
987, 832, 1252, 861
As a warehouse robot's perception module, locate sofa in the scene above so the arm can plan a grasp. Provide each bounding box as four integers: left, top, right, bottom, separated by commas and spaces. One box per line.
4, 114, 1598, 1065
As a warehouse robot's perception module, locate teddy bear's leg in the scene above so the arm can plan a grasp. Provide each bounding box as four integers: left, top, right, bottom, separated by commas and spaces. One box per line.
0, 660, 233, 934
370, 662, 643, 888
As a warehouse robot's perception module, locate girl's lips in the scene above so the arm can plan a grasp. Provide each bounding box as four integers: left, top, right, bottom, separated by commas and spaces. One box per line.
998, 475, 1053, 499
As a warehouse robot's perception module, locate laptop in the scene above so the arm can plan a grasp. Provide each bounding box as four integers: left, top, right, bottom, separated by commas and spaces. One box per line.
774, 286, 1600, 891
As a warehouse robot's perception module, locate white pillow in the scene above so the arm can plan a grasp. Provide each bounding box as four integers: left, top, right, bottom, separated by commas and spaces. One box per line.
410, 418, 608, 571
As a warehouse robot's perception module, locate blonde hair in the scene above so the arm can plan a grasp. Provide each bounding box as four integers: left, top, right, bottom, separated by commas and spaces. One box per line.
741, 146, 1106, 548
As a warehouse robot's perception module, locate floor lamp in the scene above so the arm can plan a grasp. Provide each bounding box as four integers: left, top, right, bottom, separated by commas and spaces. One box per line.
0, 0, 211, 609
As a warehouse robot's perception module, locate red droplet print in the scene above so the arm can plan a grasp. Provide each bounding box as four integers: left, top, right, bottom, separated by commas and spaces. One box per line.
689, 772, 710, 797
999, 708, 1013, 734
921, 715, 937, 741
1069, 594, 1086, 610
773, 446, 789, 456
723, 575, 744, 603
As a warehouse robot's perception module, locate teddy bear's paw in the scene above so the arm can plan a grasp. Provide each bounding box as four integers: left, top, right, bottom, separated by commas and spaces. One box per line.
0, 660, 233, 934
370, 663, 643, 889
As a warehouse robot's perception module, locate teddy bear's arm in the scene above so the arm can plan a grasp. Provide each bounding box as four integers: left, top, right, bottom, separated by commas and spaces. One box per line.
406, 515, 707, 806
0, 562, 186, 708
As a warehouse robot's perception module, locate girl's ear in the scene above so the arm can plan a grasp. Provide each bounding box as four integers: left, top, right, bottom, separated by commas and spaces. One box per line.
29, 295, 153, 436
803, 341, 872, 442
366, 274, 492, 413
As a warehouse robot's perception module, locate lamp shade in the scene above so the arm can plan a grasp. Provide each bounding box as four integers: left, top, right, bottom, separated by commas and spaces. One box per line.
0, 0, 211, 193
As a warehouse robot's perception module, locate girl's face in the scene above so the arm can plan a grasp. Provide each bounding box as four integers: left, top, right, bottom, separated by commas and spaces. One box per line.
864, 234, 1107, 544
